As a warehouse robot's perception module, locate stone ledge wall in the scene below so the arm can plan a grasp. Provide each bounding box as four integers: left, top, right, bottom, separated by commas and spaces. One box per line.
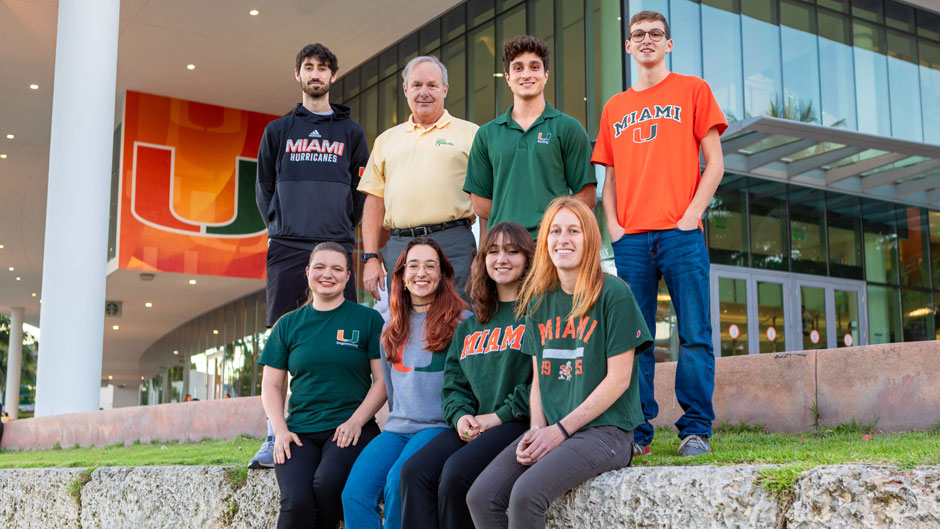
1, 465, 937, 528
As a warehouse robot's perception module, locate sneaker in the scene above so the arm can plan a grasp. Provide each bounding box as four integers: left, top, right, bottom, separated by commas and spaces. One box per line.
632, 443, 651, 456
677, 434, 711, 457
248, 436, 275, 469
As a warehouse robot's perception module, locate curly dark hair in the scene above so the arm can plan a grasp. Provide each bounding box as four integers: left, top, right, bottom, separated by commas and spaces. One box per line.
502, 35, 550, 73
295, 43, 338, 74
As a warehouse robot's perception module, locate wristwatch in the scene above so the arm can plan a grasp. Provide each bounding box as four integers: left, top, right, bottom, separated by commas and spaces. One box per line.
360, 252, 379, 263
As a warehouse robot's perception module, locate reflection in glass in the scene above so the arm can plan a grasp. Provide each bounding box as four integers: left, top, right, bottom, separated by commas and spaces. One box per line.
827, 194, 863, 279
863, 199, 899, 284
800, 285, 827, 350
654, 280, 679, 362
853, 21, 891, 136
789, 187, 827, 275
361, 87, 378, 148
528, 0, 555, 105
817, 11, 856, 128
419, 19, 441, 53
741, 2, 782, 119
379, 76, 399, 132
868, 285, 901, 344
887, 31, 923, 142
441, 38, 467, 120
588, 0, 623, 137
702, 4, 743, 122
749, 180, 788, 271
919, 40, 940, 145
780, 0, 821, 123
719, 277, 749, 356
496, 4, 526, 112
558, 0, 586, 125
469, 21, 496, 124
834, 289, 860, 348
897, 207, 929, 288
670, 0, 703, 77
901, 288, 934, 341
930, 211, 940, 289
708, 174, 749, 267
758, 281, 786, 353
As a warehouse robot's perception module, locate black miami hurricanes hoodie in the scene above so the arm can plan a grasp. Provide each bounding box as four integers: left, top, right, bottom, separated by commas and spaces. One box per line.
255, 103, 369, 250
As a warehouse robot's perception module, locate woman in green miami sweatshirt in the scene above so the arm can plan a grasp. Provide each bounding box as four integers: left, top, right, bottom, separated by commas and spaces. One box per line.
399, 222, 535, 529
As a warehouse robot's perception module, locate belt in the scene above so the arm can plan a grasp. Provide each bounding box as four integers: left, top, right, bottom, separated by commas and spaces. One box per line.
390, 218, 471, 237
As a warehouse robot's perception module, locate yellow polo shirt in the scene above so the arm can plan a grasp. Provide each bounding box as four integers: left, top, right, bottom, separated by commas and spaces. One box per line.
358, 110, 478, 229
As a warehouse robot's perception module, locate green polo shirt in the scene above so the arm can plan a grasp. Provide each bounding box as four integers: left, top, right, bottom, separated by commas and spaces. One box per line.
463, 102, 596, 237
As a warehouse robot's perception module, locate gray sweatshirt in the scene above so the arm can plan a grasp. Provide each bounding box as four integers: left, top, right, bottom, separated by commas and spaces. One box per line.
381, 311, 468, 434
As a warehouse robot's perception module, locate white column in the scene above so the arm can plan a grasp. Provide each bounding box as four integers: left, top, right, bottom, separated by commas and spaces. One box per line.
4, 308, 25, 420
34, 0, 121, 417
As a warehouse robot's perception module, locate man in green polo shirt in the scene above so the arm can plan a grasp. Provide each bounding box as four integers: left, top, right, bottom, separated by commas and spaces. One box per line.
464, 35, 596, 239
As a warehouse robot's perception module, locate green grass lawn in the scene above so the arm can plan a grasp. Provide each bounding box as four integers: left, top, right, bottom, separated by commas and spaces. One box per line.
1, 423, 937, 471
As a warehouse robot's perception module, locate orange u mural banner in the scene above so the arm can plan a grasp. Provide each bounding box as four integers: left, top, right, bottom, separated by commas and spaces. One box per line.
118, 91, 279, 278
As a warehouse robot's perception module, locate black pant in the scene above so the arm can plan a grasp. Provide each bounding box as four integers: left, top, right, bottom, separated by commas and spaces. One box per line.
274, 421, 380, 529
400, 421, 529, 529
266, 240, 357, 327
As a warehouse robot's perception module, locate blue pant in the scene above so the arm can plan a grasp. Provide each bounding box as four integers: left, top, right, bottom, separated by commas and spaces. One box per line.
342, 428, 447, 529
611, 228, 715, 446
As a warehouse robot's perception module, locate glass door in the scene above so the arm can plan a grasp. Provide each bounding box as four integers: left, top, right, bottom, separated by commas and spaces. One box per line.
794, 278, 867, 349
834, 289, 861, 348
799, 285, 828, 350
756, 280, 787, 353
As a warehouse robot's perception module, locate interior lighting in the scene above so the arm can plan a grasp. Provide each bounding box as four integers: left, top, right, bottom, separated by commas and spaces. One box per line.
145, 302, 153, 308
173, 350, 179, 355
493, 73, 504, 77
212, 329, 219, 335
7, 266, 13, 271
108, 375, 113, 380
112, 325, 120, 330
1, 154, 7, 159
186, 64, 196, 70
29, 84, 39, 90
15, 276, 20, 281
141, 376, 145, 381
31, 292, 36, 297
0, 244, 4, 248
249, 9, 260, 15
5, 134, 13, 139
188, 279, 197, 285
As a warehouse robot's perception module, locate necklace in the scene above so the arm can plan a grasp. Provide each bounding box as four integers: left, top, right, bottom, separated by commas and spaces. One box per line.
412, 301, 433, 307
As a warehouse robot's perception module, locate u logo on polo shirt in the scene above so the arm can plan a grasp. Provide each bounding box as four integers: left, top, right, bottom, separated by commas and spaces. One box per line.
336, 329, 360, 346
537, 132, 552, 145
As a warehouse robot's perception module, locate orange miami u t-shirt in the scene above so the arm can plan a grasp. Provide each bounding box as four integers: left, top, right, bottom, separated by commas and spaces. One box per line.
591, 72, 727, 234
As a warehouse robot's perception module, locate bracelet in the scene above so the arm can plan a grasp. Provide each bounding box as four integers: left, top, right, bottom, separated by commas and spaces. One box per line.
556, 422, 571, 439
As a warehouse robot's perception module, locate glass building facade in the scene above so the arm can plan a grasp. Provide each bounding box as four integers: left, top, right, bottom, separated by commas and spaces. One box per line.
138, 0, 940, 401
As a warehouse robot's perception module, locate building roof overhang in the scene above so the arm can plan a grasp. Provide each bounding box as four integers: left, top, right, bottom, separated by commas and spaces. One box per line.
721, 116, 940, 210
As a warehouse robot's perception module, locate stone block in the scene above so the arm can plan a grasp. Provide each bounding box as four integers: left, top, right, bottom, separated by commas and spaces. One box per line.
0, 469, 82, 529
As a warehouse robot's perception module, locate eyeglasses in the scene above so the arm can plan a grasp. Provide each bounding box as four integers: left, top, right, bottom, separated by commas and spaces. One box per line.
630, 29, 666, 42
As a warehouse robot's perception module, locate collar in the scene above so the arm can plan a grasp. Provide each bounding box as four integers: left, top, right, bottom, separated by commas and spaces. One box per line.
405, 109, 453, 132
494, 101, 561, 130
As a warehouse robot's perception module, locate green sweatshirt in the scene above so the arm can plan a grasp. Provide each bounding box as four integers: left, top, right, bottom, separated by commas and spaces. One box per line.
442, 301, 532, 428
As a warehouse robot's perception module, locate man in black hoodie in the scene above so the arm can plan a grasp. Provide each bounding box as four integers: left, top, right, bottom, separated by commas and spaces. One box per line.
251, 43, 369, 469
256, 43, 369, 327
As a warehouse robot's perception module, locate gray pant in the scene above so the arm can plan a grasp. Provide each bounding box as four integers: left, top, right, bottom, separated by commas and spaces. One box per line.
466, 425, 633, 529
382, 224, 476, 302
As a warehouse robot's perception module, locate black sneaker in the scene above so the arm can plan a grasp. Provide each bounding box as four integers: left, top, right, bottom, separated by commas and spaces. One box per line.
677, 434, 711, 457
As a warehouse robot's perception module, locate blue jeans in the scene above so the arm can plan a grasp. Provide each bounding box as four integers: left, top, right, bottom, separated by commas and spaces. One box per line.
342, 428, 448, 529
611, 228, 715, 446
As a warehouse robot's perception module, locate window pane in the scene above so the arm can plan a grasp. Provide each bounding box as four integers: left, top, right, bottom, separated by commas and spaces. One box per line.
818, 11, 856, 128
719, 277, 749, 356
379, 75, 399, 132
789, 187, 827, 275
742, 2, 783, 119
529, 0, 556, 104
441, 38, 468, 120
827, 193, 863, 279
558, 0, 587, 125
901, 289, 934, 341
885, 0, 915, 32
708, 174, 749, 266
496, 4, 526, 112
930, 211, 940, 289
749, 180, 789, 271
362, 58, 379, 89
887, 31, 923, 142
443, 5, 466, 42
420, 19, 441, 53
399, 33, 419, 66
379, 48, 397, 81
670, 0, 703, 77
588, 0, 623, 137
343, 69, 360, 100
852, 0, 883, 24
702, 4, 744, 122
655, 280, 679, 362
757, 281, 786, 353
917, 9, 940, 41
800, 285, 827, 350
897, 207, 930, 287
817, 0, 849, 13
780, 1, 821, 124
863, 199, 899, 284
361, 87, 378, 148
918, 40, 940, 145
468, 0, 495, 27
935, 293, 940, 341
834, 289, 860, 348
853, 21, 891, 136
468, 21, 497, 124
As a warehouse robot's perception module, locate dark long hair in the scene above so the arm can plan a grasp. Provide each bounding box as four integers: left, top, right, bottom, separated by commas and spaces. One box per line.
467, 222, 534, 324
382, 237, 467, 361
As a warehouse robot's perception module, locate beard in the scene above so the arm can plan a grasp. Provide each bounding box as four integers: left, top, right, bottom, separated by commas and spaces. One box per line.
303, 78, 331, 98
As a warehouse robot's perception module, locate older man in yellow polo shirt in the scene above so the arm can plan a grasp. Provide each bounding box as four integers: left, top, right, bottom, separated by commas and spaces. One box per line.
359, 55, 479, 301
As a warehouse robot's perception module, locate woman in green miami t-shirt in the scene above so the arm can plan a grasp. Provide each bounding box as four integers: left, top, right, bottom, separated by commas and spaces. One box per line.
258, 242, 386, 529
467, 197, 653, 529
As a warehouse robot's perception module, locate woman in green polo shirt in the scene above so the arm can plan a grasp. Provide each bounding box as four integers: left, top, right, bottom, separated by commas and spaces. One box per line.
399, 221, 535, 529
258, 241, 386, 529
466, 197, 653, 529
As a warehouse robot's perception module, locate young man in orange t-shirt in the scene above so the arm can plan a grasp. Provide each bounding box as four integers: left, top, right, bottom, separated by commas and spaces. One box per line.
591, 10, 727, 457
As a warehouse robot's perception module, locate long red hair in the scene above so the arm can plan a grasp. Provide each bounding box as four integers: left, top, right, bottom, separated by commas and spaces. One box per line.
382, 237, 467, 361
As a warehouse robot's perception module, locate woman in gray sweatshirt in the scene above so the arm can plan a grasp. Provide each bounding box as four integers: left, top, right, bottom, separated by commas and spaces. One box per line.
342, 237, 469, 529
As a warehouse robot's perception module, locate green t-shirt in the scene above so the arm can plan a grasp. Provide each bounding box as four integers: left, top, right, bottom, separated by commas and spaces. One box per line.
522, 275, 652, 432
258, 301, 384, 434
441, 301, 532, 428
463, 102, 596, 237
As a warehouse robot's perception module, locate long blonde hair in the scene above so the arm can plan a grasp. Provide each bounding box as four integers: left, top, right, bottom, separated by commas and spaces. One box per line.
515, 197, 604, 320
